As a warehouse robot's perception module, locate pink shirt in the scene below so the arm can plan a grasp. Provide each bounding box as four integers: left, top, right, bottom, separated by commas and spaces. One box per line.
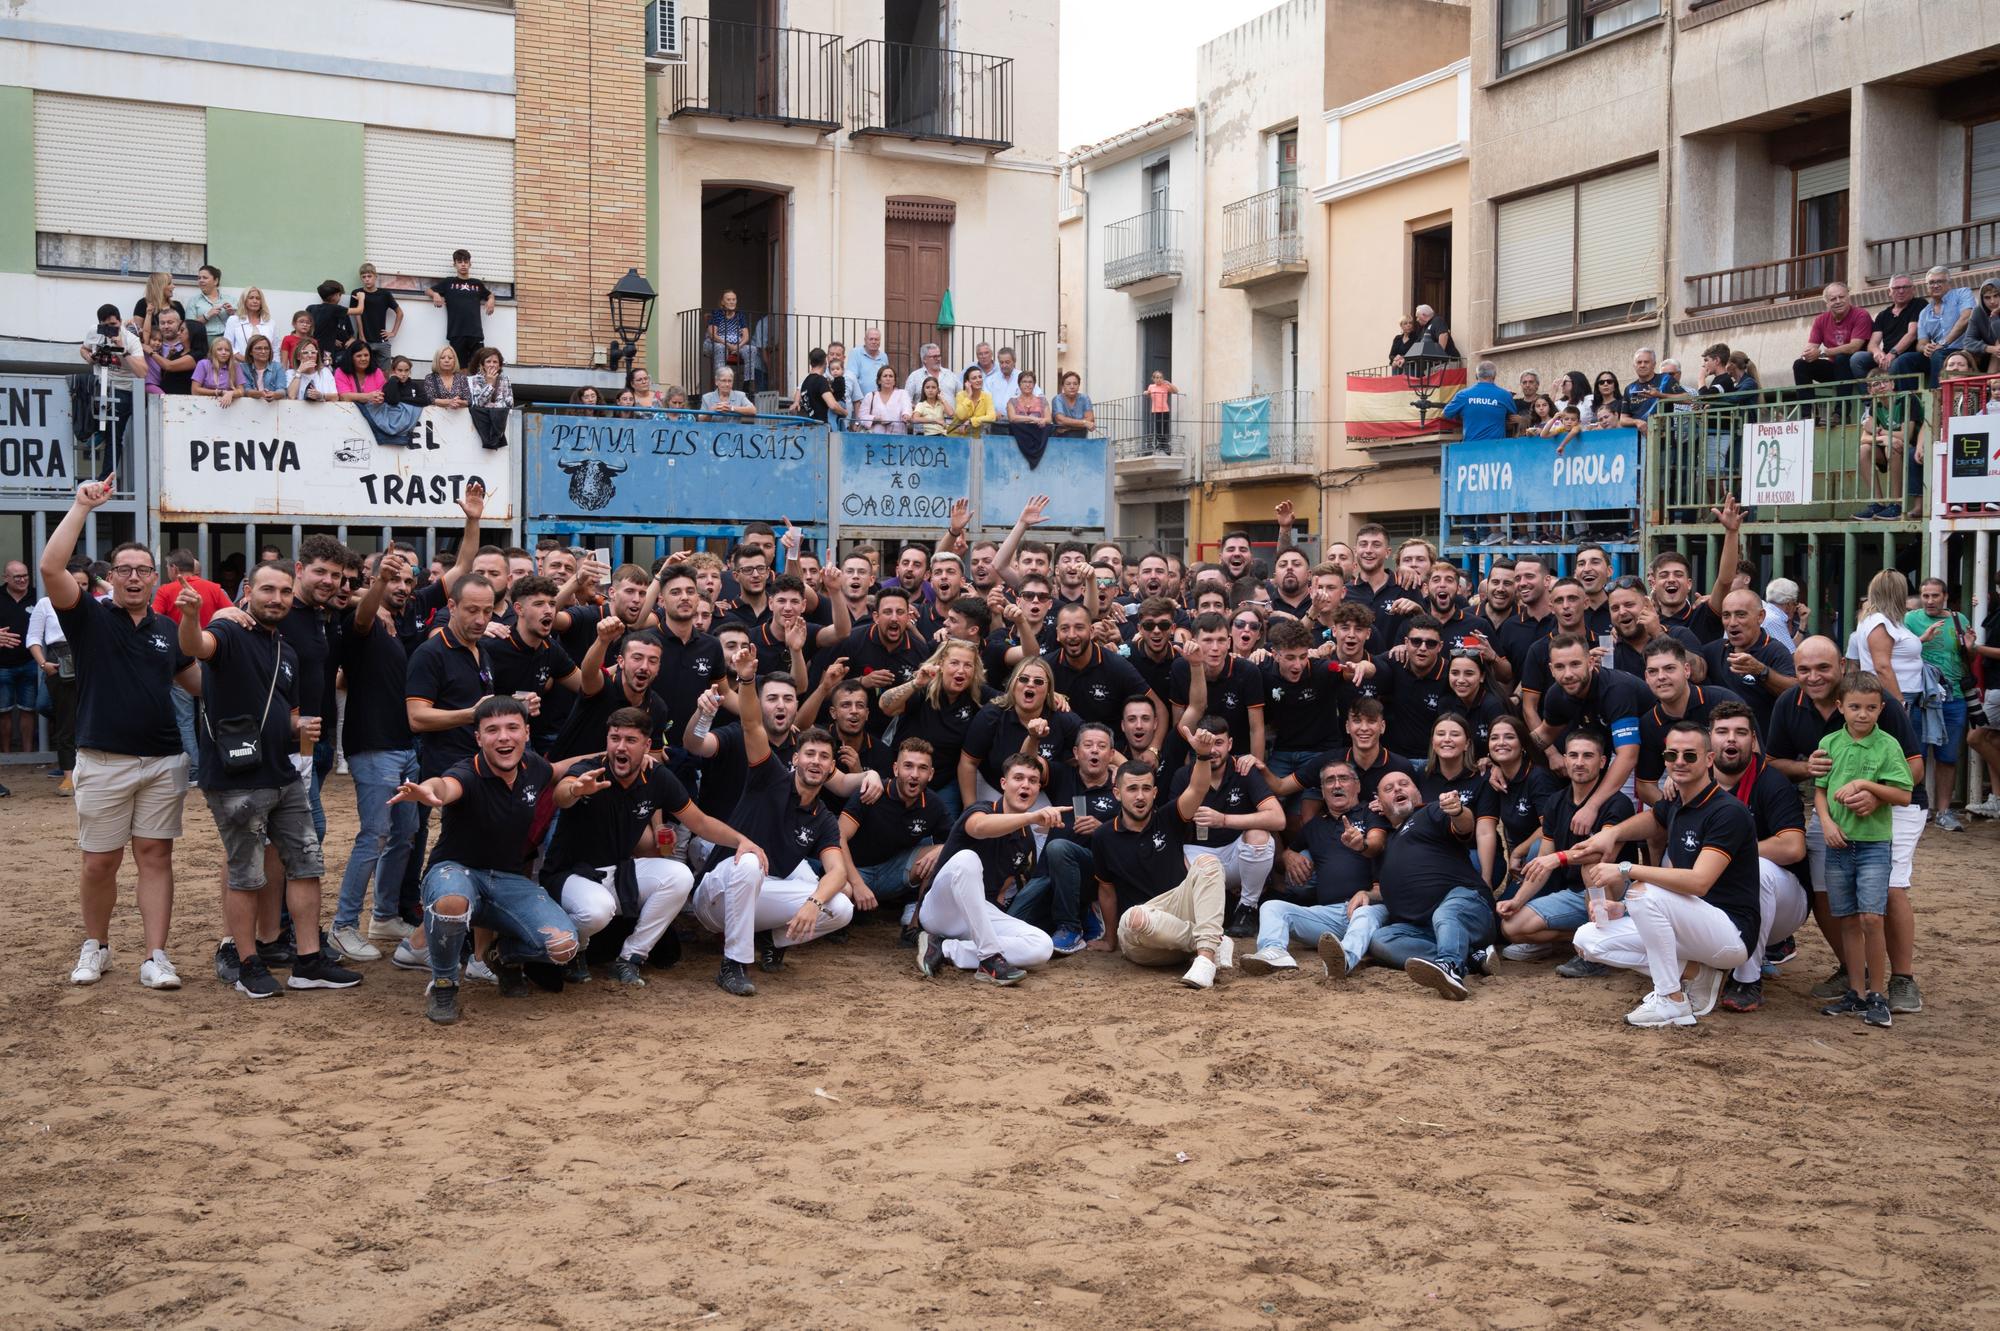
335, 367, 386, 396
1145, 381, 1176, 410
1808, 306, 1872, 351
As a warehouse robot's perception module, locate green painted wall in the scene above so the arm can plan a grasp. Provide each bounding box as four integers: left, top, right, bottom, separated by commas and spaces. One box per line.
0, 87, 35, 273
205, 108, 363, 291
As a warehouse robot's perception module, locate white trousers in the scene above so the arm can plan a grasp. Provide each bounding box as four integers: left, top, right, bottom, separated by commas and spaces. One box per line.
560, 859, 694, 961
1184, 834, 1276, 905
918, 849, 1054, 970
1573, 885, 1750, 997
1737, 857, 1810, 983
1806, 805, 1922, 892
691, 854, 852, 964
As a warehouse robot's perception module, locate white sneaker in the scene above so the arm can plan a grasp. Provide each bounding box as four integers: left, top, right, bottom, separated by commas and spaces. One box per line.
333, 758, 350, 776
1966, 796, 2000, 819
366, 916, 416, 943
1179, 955, 1218, 989
69, 942, 109, 985
328, 925, 382, 963
1625, 991, 1696, 1028
1215, 936, 1234, 970
1501, 942, 1553, 962
1684, 965, 1725, 1017
390, 937, 430, 970
464, 957, 498, 984
1237, 945, 1298, 975
138, 956, 182, 989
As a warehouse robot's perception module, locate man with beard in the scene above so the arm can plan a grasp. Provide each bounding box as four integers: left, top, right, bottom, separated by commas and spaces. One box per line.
1218, 531, 1258, 584
1707, 701, 1809, 1013
178, 564, 360, 999
391, 696, 600, 1023
1168, 613, 1265, 760
1519, 577, 1592, 735
1355, 772, 1495, 1000
642, 565, 729, 753
1050, 601, 1154, 728
1699, 587, 1796, 740
1238, 757, 1388, 982
484, 575, 581, 752
1650, 550, 1721, 643
1266, 547, 1313, 620
1300, 562, 1348, 648
1607, 577, 1706, 681
1535, 633, 1647, 823
1120, 552, 1184, 625
915, 751, 1060, 986
1122, 596, 1181, 709
1346, 613, 1451, 759
1765, 636, 1925, 1016
1348, 524, 1395, 620
831, 585, 929, 734
839, 737, 952, 932
694, 642, 854, 996
545, 706, 765, 986
1086, 756, 1235, 989
1497, 727, 1639, 964
1172, 715, 1283, 937
826, 677, 895, 780
1492, 553, 1553, 686
688, 667, 883, 846
1635, 636, 1742, 803
551, 622, 667, 761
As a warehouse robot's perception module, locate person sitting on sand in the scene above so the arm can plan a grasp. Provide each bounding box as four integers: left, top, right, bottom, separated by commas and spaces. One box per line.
1087, 753, 1235, 990
913, 752, 1059, 987
1238, 756, 1387, 983
1352, 771, 1497, 1000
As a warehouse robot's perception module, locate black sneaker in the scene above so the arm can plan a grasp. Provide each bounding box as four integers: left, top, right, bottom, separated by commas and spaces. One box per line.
975, 953, 1026, 986
897, 922, 922, 949
716, 958, 756, 997
1766, 935, 1798, 967
821, 925, 851, 945
1719, 978, 1764, 1012
1468, 946, 1498, 977
1224, 904, 1258, 939
1820, 989, 1867, 1018
425, 981, 460, 1024
214, 939, 242, 984
1405, 956, 1469, 1001
1863, 991, 1893, 1028
288, 952, 363, 990
232, 957, 284, 1000
484, 943, 531, 998
756, 929, 785, 973
647, 930, 682, 970
255, 938, 297, 970
562, 954, 592, 985
916, 930, 945, 978
610, 957, 646, 987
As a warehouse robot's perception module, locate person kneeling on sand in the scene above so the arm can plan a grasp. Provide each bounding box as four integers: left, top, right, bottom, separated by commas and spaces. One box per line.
1354, 773, 1497, 1000
915, 752, 1059, 986
1086, 754, 1235, 989
1238, 757, 1386, 982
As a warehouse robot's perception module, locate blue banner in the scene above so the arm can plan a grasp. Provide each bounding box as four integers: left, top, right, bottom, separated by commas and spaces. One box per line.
1219, 396, 1271, 461
523, 410, 829, 524
837, 433, 971, 525
1442, 427, 1639, 516
981, 436, 1105, 530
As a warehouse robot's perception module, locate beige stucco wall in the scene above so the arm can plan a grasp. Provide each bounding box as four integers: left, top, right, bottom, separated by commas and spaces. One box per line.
1340, 78, 1461, 178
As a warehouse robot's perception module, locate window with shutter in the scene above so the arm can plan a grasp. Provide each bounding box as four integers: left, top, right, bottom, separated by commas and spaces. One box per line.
1576, 162, 1659, 317
1494, 158, 1659, 342
363, 127, 516, 287
34, 93, 207, 274
1794, 157, 1850, 201
1499, 0, 1659, 76
1970, 121, 2000, 223
1495, 189, 1575, 339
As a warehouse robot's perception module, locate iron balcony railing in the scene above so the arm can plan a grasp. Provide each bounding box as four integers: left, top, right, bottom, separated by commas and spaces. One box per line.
844, 39, 1013, 150
1684, 247, 1848, 315
1097, 391, 1192, 464
1865, 216, 2000, 284
671, 308, 1045, 401
1103, 210, 1184, 289
668, 17, 842, 130
1201, 389, 1318, 472
1220, 186, 1305, 282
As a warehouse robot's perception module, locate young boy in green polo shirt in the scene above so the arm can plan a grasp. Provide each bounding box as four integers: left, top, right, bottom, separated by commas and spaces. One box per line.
1814, 673, 1914, 1028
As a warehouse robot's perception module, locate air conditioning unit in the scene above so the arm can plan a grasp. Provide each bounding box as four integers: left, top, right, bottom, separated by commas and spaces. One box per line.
646, 0, 684, 64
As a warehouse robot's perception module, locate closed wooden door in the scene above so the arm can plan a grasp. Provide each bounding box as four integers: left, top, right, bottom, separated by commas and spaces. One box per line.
885, 215, 949, 372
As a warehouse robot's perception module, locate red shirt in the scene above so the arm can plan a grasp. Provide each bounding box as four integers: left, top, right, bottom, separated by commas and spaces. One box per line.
152, 575, 235, 627
1807, 306, 1873, 351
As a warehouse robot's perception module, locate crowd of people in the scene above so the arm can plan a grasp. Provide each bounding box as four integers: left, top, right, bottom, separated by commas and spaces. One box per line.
42, 456, 1988, 1032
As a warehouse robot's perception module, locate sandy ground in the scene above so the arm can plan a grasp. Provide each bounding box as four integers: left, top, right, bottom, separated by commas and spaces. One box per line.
3, 770, 1999, 1330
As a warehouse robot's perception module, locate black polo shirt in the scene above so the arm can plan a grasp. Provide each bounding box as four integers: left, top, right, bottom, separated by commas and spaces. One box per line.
961, 704, 1082, 791
1300, 745, 1418, 809
1045, 767, 1120, 846
1369, 652, 1453, 757
720, 595, 773, 630
1539, 666, 1648, 751
1050, 645, 1151, 728
1168, 655, 1265, 754
750, 619, 804, 678
1377, 803, 1479, 925
841, 787, 951, 867
540, 761, 693, 890
1122, 641, 1178, 703
485, 627, 577, 704
1091, 809, 1187, 916
1538, 784, 1637, 892
1698, 632, 1793, 738
1418, 762, 1494, 811
552, 673, 672, 762
433, 752, 557, 876
1260, 659, 1348, 753
1458, 691, 1508, 756
1767, 686, 1925, 811
276, 602, 333, 754
1488, 761, 1563, 848
1519, 626, 1590, 701
1658, 598, 1723, 644
1493, 608, 1555, 682
982, 620, 1058, 683
1722, 757, 1806, 846
1419, 605, 1494, 654
834, 727, 897, 782
652, 622, 727, 741
1635, 683, 1747, 783
405, 626, 492, 779
339, 613, 413, 756
892, 685, 998, 791
693, 721, 799, 819
1584, 600, 1613, 639
932, 799, 1038, 902
1285, 806, 1384, 907
1168, 761, 1275, 849
1609, 623, 1705, 677
56, 597, 190, 757
540, 602, 608, 741
832, 623, 930, 733
708, 755, 841, 879
1652, 781, 1761, 953
195, 620, 300, 791
0, 588, 31, 668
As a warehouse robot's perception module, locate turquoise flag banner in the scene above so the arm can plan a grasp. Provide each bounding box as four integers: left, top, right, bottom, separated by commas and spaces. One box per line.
1219, 396, 1271, 461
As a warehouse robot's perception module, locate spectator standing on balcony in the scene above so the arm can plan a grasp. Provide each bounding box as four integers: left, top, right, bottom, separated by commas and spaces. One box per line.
1858, 274, 1926, 383
962, 342, 1000, 391
856, 365, 911, 434
1589, 371, 1626, 422
467, 347, 513, 450
348, 263, 403, 367
1510, 370, 1543, 433
143, 310, 197, 397
1052, 371, 1094, 437
1616, 348, 1678, 427
223, 287, 273, 359
1965, 280, 2000, 371
851, 328, 890, 400
798, 347, 849, 425
189, 339, 245, 408
1004, 371, 1053, 468
425, 346, 471, 410
1916, 266, 1977, 384
132, 272, 199, 354
952, 368, 998, 435
1440, 361, 1512, 440
1791, 282, 1873, 395
1388, 316, 1419, 368
241, 335, 288, 403
905, 343, 959, 400
909, 377, 951, 435
1144, 370, 1178, 450
702, 290, 757, 393
1552, 371, 1595, 426
186, 265, 232, 352
431, 249, 496, 372
308, 279, 356, 367
987, 347, 1022, 412
1411, 303, 1452, 357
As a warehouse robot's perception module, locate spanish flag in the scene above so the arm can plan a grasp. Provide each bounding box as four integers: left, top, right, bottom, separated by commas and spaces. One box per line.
1343, 364, 1467, 439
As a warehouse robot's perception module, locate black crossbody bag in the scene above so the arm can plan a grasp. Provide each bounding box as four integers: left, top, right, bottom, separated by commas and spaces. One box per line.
202, 641, 282, 775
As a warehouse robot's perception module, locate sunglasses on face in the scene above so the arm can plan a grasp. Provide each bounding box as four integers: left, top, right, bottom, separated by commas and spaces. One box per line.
1406, 636, 1441, 649
1233, 618, 1261, 630
1140, 618, 1174, 631
1663, 748, 1705, 764
1019, 592, 1050, 602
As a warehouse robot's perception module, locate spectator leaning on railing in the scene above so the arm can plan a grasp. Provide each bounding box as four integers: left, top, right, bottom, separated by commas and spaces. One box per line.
1965, 280, 2000, 371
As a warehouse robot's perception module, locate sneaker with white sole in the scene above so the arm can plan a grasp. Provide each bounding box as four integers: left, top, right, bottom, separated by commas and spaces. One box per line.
1935, 809, 1966, 832
366, 916, 417, 943
1887, 974, 1922, 1014
1964, 796, 2000, 819
232, 958, 284, 1000
69, 941, 110, 985
1405, 956, 1468, 1000
1215, 936, 1234, 969
1684, 965, 1725, 1018
327, 925, 381, 963
1317, 933, 1353, 983
138, 956, 182, 990
1501, 942, 1553, 962
1625, 991, 1696, 1028
288, 952, 363, 990
1179, 954, 1218, 989
1238, 946, 1298, 975
391, 937, 430, 971
463, 957, 498, 985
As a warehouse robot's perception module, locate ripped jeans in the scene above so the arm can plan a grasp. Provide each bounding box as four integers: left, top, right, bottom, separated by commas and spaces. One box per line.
421, 860, 579, 986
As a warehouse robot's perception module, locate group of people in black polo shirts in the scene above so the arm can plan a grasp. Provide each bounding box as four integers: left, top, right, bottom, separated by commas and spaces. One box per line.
45, 478, 1928, 1029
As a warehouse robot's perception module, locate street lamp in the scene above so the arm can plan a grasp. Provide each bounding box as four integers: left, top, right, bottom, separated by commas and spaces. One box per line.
605, 268, 657, 377
1402, 332, 1454, 426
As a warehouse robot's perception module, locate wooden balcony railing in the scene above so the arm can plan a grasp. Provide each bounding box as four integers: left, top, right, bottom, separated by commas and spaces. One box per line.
1865, 216, 2000, 284
1683, 247, 1847, 315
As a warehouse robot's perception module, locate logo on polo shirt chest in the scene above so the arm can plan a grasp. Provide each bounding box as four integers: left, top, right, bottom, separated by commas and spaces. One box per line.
1150, 829, 1168, 851
906, 817, 929, 839
520, 785, 540, 805
633, 800, 654, 820
793, 825, 816, 848
1269, 685, 1284, 702
534, 666, 553, 691
1424, 691, 1442, 709
692, 658, 713, 677
1220, 691, 1240, 710
953, 704, 975, 722
1088, 682, 1110, 702
148, 633, 170, 653
1514, 796, 1530, 817
1225, 786, 1244, 807
1679, 829, 1699, 857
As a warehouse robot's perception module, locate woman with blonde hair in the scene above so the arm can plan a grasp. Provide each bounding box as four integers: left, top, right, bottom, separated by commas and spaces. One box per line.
882, 637, 994, 820
424, 344, 470, 409
1849, 568, 1922, 705
224, 287, 274, 357
958, 655, 1079, 808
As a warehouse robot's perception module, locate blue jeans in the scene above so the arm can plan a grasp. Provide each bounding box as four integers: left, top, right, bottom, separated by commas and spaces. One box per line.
1266, 749, 1323, 782
421, 860, 580, 986
1929, 694, 1967, 767
1007, 837, 1092, 932
856, 843, 928, 910
309, 732, 335, 842
930, 782, 965, 824
1823, 839, 1891, 917
1256, 898, 1386, 973
171, 684, 199, 767
334, 748, 419, 929
1368, 886, 1496, 970
0, 661, 38, 712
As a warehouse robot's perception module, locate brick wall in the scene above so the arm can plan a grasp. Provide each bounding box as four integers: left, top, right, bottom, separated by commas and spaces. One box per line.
514, 0, 649, 369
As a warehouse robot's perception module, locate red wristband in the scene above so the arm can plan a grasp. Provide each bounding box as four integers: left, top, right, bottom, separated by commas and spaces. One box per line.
1556, 851, 1569, 868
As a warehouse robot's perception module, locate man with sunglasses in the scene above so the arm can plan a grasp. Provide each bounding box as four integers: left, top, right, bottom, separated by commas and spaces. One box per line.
43, 477, 203, 989
986, 574, 1059, 679
1706, 701, 1809, 1013
1122, 596, 1182, 708
1345, 613, 1451, 759
1569, 720, 1761, 1028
